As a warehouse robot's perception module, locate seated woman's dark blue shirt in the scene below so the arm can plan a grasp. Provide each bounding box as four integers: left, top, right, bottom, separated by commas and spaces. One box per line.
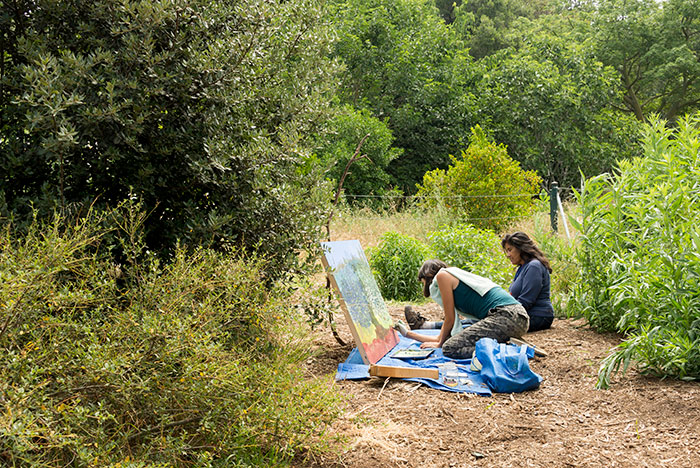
509, 259, 553, 318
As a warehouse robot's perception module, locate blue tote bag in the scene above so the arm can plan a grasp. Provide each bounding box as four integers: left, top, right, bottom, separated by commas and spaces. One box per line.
474, 338, 542, 393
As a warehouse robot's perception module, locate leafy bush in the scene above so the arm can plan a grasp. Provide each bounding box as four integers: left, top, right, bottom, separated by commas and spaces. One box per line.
569, 114, 700, 386
0, 0, 337, 277
0, 206, 341, 466
368, 232, 432, 301
416, 126, 542, 232
368, 223, 517, 301
427, 224, 513, 287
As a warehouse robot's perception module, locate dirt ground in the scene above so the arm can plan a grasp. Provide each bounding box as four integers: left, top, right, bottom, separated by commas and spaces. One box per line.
300, 302, 700, 468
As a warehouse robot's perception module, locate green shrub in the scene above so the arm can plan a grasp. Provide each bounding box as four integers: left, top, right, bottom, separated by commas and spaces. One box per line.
368, 232, 432, 301
427, 224, 513, 287
569, 113, 700, 386
416, 126, 542, 232
0, 205, 341, 467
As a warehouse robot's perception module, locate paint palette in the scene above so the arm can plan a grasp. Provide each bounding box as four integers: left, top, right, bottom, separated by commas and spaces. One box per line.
390, 348, 435, 360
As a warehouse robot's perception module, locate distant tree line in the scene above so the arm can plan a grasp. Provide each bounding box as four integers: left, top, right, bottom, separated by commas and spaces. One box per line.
326, 0, 699, 196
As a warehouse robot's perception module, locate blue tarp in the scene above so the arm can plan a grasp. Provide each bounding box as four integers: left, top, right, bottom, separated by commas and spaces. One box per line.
335, 330, 492, 396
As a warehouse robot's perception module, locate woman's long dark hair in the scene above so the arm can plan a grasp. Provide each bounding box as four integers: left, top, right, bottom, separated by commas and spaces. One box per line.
417, 259, 448, 297
501, 232, 552, 273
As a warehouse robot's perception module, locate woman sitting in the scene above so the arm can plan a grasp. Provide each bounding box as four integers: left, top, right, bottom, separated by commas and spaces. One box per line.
501, 231, 554, 332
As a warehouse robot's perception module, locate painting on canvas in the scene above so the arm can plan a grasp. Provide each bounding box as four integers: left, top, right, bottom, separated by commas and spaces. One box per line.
321, 240, 399, 364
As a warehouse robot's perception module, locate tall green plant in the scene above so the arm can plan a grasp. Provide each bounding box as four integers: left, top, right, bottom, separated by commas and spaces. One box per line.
368, 232, 432, 301
569, 114, 700, 386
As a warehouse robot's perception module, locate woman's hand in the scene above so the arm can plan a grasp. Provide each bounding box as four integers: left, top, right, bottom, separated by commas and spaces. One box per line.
420, 341, 441, 349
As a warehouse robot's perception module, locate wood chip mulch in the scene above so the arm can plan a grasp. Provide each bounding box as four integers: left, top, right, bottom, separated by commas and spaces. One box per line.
298, 303, 700, 468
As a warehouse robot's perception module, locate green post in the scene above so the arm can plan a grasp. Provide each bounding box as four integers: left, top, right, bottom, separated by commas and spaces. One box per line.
550, 182, 558, 232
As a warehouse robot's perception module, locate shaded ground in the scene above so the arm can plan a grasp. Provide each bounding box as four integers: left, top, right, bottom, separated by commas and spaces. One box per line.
299, 302, 700, 468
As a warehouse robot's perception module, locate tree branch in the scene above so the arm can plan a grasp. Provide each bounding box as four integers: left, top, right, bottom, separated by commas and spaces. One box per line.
326, 133, 372, 240
324, 133, 372, 347
0, 285, 32, 343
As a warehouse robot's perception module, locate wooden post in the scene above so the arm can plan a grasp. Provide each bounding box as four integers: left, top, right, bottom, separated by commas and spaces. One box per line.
550, 181, 559, 232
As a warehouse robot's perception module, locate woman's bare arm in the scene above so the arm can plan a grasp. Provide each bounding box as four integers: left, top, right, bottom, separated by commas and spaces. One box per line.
411, 270, 459, 348
434, 270, 458, 346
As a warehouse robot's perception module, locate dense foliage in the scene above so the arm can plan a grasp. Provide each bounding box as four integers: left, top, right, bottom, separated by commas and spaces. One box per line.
416, 126, 541, 232
451, 0, 556, 58
570, 114, 700, 386
0, 0, 336, 276
328, 0, 478, 192
368, 223, 514, 301
326, 0, 656, 192
313, 105, 402, 204
5, 0, 693, 214
586, 0, 700, 122
368, 232, 431, 301
476, 19, 641, 188
0, 206, 340, 466
4, 1, 698, 217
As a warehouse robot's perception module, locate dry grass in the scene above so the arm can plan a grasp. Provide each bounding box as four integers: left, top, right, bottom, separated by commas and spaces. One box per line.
328, 206, 446, 248
328, 204, 577, 248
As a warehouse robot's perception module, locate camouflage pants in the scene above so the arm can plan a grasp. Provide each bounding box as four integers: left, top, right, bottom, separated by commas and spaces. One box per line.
442, 303, 529, 359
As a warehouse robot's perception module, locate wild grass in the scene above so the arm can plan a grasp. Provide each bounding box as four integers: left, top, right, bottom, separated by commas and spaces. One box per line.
330, 199, 580, 313
328, 203, 448, 248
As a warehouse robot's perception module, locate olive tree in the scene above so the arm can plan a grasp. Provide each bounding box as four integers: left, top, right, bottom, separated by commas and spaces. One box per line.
1, 0, 338, 275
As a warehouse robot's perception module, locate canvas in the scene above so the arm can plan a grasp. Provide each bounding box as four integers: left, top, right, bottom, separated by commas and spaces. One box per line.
321, 240, 399, 364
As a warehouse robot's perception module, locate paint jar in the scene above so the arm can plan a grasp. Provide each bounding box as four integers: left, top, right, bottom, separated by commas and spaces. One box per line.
444, 371, 460, 387
441, 362, 459, 387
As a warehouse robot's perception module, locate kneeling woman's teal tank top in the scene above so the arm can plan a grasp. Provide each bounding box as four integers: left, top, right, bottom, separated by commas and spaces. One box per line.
453, 282, 518, 320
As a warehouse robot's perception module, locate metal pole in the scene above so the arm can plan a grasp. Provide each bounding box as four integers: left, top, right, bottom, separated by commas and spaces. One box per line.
557, 190, 570, 239
550, 181, 558, 232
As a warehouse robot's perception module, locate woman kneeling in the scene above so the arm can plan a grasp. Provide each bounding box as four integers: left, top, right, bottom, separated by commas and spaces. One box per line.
395, 260, 529, 359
